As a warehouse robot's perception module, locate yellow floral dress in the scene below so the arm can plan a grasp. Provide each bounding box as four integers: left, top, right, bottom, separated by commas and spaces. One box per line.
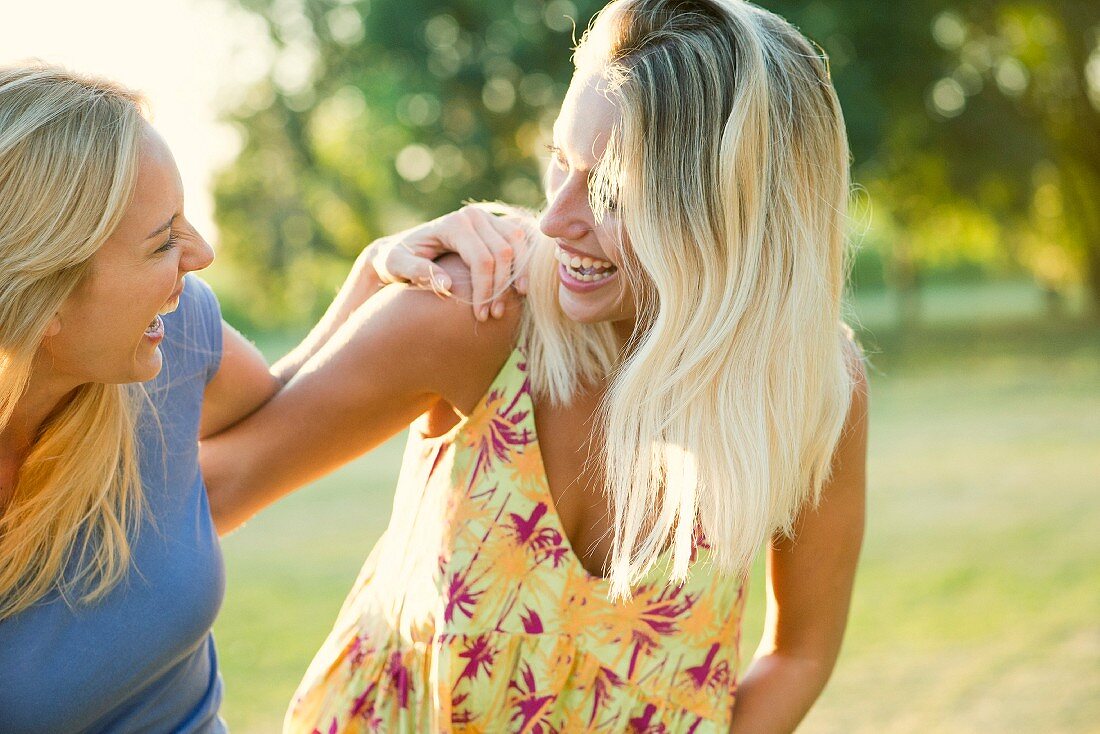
286, 348, 748, 733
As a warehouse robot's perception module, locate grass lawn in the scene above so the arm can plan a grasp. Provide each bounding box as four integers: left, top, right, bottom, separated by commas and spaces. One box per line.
213, 280, 1100, 732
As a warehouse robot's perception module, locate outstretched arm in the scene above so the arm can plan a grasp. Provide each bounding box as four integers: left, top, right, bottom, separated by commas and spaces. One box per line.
267, 204, 528, 386
728, 351, 869, 733
200, 255, 521, 535
198, 205, 527, 439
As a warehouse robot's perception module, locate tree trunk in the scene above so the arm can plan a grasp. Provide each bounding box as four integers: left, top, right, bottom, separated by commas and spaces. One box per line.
1058, 160, 1100, 321
1050, 7, 1100, 320
1083, 242, 1100, 322
887, 233, 921, 329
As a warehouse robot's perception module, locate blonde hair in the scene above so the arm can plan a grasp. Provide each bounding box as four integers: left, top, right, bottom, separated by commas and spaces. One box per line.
0, 62, 147, 618
521, 0, 860, 598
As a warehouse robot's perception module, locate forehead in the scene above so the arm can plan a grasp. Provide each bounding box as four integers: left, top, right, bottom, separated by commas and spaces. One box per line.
555, 71, 620, 165
102, 124, 182, 250
132, 124, 182, 213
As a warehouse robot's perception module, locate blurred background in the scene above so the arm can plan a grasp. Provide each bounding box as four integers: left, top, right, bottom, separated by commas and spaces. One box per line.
5, 0, 1099, 731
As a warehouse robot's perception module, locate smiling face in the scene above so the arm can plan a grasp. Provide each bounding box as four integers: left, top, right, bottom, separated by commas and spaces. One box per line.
41, 123, 214, 386
540, 72, 639, 334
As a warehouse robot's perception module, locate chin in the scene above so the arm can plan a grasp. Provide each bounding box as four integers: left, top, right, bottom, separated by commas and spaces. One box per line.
557, 286, 637, 327
554, 283, 616, 321
131, 349, 165, 383
560, 306, 606, 324
558, 294, 612, 324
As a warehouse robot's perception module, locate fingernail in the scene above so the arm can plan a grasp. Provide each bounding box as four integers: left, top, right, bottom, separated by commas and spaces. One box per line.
492, 302, 504, 318
479, 307, 489, 321
517, 277, 528, 294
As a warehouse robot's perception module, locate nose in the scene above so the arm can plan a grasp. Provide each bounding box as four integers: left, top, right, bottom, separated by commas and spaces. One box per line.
181, 230, 215, 273
540, 173, 592, 242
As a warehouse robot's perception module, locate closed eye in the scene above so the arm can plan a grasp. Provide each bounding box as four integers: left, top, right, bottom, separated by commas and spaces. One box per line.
156, 233, 179, 254
545, 143, 569, 171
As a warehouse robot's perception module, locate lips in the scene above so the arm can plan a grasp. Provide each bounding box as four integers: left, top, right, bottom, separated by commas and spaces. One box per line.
555, 241, 612, 265
144, 283, 183, 341
144, 314, 165, 340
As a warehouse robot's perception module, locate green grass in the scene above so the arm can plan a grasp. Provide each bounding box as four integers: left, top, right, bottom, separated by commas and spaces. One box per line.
214, 280, 1100, 733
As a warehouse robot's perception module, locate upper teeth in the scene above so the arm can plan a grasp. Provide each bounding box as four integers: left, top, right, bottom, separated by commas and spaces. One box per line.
555, 247, 617, 283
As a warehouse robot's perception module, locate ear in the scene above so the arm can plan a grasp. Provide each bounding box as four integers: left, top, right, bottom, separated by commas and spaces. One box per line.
43, 315, 61, 338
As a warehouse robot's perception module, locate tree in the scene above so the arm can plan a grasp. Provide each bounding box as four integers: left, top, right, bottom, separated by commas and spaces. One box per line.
213, 0, 1098, 328
928, 1, 1100, 317
214, 0, 604, 328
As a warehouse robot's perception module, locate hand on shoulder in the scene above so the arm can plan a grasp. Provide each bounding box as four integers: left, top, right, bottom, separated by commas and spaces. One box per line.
201, 254, 526, 533
347, 252, 524, 415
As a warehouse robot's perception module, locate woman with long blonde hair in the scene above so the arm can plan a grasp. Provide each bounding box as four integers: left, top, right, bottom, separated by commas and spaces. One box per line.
0, 62, 519, 732
205, 0, 869, 731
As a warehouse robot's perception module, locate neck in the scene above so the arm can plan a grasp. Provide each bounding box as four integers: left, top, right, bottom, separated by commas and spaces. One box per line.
1, 369, 78, 494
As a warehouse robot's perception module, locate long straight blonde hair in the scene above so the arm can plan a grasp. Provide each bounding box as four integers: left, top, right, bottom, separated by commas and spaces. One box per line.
0, 63, 147, 618
521, 0, 860, 598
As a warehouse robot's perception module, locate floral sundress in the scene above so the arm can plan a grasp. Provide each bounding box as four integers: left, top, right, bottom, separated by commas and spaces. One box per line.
286, 348, 748, 733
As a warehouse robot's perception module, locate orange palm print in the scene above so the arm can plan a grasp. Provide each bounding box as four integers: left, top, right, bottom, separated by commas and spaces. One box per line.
286, 348, 748, 734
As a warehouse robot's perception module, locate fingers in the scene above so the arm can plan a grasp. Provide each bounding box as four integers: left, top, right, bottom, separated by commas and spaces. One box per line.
364, 237, 397, 284
386, 243, 453, 296
367, 206, 530, 322
370, 233, 453, 294
436, 211, 495, 321
484, 213, 529, 295
407, 253, 454, 298
465, 209, 516, 319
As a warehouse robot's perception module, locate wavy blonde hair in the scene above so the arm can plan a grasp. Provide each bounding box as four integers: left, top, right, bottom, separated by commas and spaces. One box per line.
521, 0, 860, 598
0, 62, 147, 619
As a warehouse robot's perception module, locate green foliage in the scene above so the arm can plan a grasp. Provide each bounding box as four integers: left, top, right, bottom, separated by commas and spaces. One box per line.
213, 0, 1100, 328
214, 0, 604, 328
920, 1, 1100, 309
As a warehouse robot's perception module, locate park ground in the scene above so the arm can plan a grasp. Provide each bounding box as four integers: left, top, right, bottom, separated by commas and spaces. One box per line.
213, 279, 1100, 733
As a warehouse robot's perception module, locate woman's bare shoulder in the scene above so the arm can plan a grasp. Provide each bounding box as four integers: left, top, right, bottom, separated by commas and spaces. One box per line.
380, 253, 524, 413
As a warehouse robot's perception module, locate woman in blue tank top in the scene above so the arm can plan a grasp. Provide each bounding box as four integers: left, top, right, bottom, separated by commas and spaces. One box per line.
0, 63, 521, 732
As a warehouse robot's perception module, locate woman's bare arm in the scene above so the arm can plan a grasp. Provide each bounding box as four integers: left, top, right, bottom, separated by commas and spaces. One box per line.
198, 206, 527, 439
199, 322, 284, 439
268, 205, 527, 386
728, 351, 869, 733
200, 256, 521, 534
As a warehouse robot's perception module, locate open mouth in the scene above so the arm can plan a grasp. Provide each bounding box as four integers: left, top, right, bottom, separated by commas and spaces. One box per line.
144, 285, 184, 339
144, 314, 164, 339
555, 246, 618, 282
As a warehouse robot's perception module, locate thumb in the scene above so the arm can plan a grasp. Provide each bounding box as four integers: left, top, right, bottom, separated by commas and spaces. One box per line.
386, 248, 453, 296
424, 261, 453, 297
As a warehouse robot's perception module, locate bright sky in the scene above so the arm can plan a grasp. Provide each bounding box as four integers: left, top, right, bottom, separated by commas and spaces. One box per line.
0, 0, 273, 244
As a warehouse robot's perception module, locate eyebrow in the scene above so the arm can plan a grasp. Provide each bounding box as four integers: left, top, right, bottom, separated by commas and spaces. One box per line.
144, 215, 177, 241
547, 143, 593, 173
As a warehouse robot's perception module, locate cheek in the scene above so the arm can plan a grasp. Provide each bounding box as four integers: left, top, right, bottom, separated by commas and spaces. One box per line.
595, 220, 629, 268
70, 265, 170, 338
47, 290, 119, 369
544, 166, 565, 199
